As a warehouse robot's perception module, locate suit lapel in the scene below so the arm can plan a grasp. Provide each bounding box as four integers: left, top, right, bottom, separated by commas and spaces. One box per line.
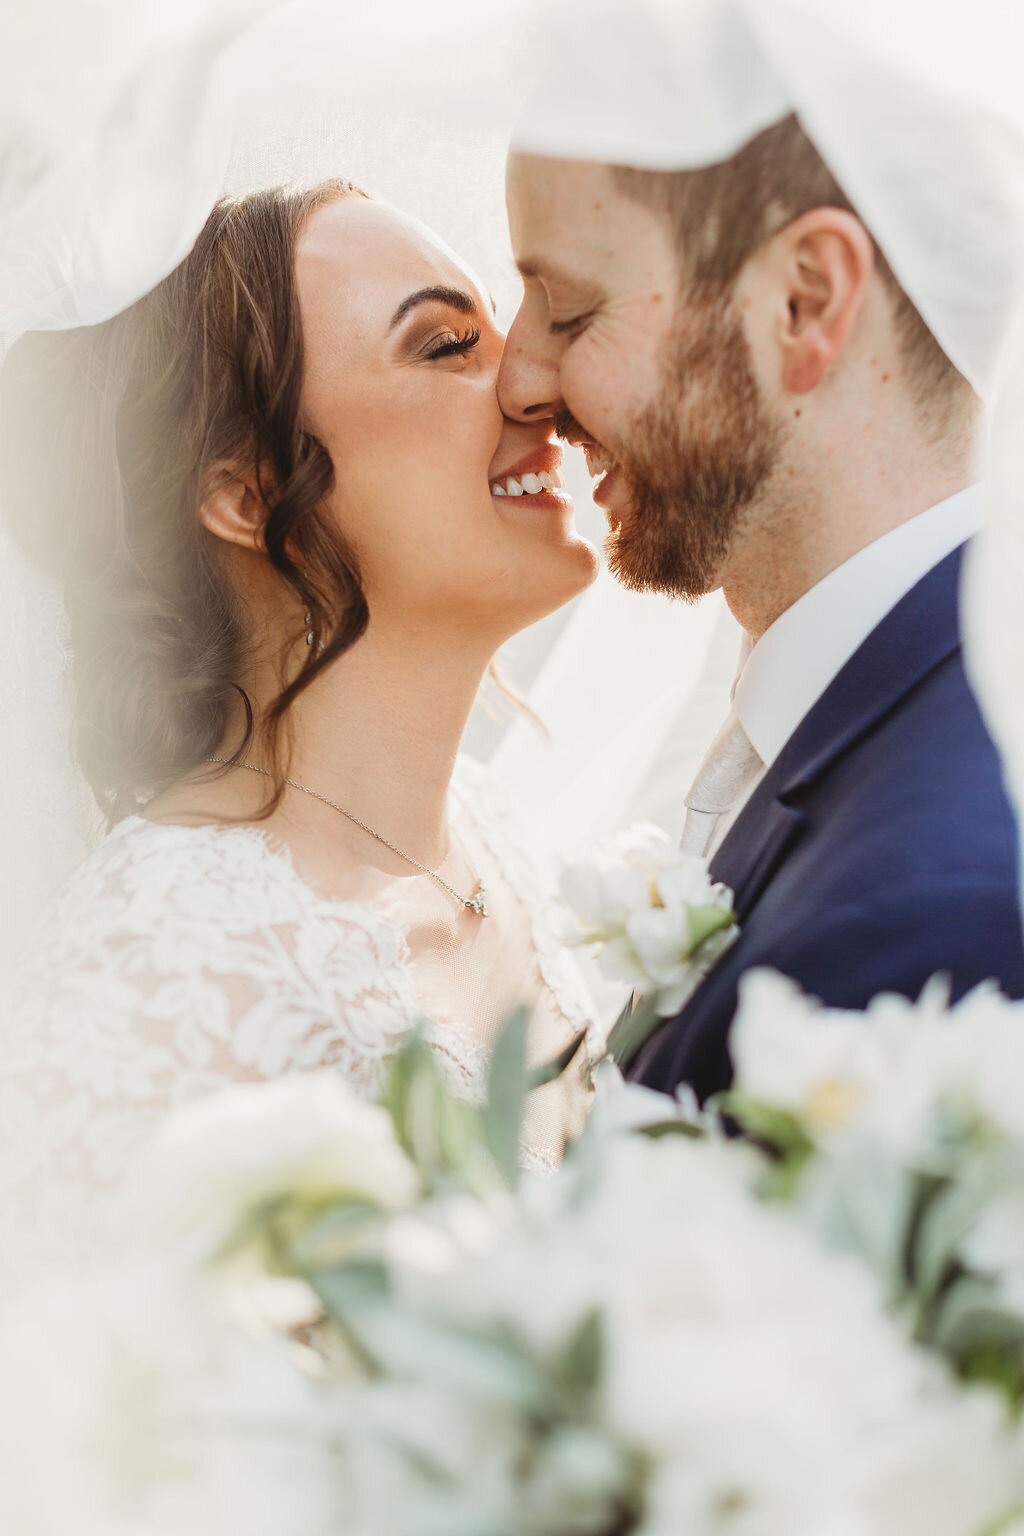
710, 791, 803, 921
707, 543, 966, 920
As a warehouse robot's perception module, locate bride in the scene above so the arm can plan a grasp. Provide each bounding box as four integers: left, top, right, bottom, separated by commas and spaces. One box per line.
0, 177, 601, 1248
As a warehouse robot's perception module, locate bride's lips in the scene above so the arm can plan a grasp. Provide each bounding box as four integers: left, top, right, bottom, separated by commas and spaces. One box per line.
488, 444, 573, 511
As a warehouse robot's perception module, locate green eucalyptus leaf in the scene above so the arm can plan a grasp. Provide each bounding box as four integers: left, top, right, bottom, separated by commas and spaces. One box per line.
560, 1308, 604, 1399
381, 1027, 438, 1160
529, 1028, 587, 1091
716, 1091, 815, 1161
484, 1007, 530, 1184
685, 903, 737, 953
605, 994, 663, 1070
798, 1146, 915, 1302
309, 1260, 392, 1376
931, 1274, 1024, 1360
289, 1197, 383, 1271
365, 1310, 555, 1414
637, 1118, 707, 1141
913, 1161, 1004, 1308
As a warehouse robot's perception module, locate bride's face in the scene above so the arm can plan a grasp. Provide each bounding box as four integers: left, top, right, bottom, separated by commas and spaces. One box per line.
294, 198, 599, 643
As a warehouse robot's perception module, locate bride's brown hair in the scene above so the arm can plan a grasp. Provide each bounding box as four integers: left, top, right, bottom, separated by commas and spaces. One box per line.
0, 179, 369, 825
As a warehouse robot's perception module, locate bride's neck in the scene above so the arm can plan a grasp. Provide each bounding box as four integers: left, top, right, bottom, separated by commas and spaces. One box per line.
279, 623, 490, 866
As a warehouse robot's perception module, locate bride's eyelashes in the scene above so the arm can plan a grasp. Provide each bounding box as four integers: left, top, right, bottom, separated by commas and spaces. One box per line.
426, 325, 482, 361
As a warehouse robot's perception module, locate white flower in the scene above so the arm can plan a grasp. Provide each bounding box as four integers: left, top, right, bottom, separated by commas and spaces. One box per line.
0, 1257, 344, 1536
560, 824, 736, 1013
731, 969, 1024, 1155
129, 1071, 420, 1265
372, 1133, 1024, 1536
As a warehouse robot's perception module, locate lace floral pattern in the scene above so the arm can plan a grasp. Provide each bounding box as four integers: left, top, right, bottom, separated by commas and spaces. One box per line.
1, 757, 596, 1271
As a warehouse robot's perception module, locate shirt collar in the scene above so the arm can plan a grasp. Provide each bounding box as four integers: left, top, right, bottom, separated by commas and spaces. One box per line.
734, 486, 983, 769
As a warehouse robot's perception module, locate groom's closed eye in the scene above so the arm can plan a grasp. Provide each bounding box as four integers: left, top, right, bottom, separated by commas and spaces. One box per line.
548, 312, 595, 338
514, 257, 606, 335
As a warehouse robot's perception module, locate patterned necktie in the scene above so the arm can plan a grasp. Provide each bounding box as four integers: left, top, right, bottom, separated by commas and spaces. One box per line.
680, 706, 764, 857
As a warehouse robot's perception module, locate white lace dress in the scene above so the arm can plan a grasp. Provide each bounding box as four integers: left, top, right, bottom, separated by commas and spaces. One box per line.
1, 757, 596, 1274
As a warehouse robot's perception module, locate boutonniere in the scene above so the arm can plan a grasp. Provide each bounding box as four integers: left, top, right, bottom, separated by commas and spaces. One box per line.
560, 824, 738, 1065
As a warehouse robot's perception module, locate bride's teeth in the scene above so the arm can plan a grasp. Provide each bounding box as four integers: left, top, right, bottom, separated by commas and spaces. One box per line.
506, 478, 524, 496
539, 472, 556, 490
521, 472, 542, 494
493, 483, 507, 495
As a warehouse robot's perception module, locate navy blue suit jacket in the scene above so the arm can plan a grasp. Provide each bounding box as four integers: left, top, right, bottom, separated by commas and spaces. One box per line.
628, 543, 1024, 1102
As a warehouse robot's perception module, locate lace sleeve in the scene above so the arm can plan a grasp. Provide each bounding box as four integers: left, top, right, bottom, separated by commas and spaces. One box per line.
1, 819, 420, 1263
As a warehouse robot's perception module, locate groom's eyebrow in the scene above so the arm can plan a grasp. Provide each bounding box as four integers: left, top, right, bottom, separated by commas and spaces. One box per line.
516, 257, 583, 287
388, 285, 488, 331
516, 256, 604, 300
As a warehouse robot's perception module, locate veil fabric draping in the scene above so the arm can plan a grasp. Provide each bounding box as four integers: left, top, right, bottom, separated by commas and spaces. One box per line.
511, 0, 1024, 400
506, 0, 1024, 891
3, 0, 1024, 965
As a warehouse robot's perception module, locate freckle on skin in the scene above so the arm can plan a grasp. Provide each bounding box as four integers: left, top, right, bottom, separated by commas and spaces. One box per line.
870, 356, 877, 366
651, 293, 663, 304
794, 408, 801, 418
882, 373, 890, 383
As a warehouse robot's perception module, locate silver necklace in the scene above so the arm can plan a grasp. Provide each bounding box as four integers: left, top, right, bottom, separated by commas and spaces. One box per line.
205, 757, 488, 917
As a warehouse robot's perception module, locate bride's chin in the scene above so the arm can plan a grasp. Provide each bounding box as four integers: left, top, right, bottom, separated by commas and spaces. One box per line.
526, 534, 602, 610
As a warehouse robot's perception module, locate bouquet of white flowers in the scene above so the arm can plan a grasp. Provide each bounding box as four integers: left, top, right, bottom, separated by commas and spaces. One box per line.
724, 969, 1024, 1408
8, 985, 1024, 1536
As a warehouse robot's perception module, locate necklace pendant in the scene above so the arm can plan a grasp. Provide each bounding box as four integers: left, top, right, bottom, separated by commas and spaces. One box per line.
465, 885, 488, 918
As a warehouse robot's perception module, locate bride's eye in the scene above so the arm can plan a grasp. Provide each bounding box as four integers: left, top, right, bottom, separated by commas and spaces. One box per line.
426, 325, 482, 360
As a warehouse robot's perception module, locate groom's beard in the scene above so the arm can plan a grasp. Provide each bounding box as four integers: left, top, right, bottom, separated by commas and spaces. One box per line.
606, 298, 784, 600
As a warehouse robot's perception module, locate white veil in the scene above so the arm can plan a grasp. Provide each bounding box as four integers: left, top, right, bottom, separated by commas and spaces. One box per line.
3, 0, 1024, 961
502, 0, 1024, 873
0, 0, 535, 976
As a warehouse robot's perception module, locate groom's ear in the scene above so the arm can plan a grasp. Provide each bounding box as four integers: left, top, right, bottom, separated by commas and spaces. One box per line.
199, 463, 270, 552
770, 208, 874, 395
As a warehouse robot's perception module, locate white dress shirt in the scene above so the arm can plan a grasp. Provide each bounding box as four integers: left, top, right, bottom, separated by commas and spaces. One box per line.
707, 486, 983, 856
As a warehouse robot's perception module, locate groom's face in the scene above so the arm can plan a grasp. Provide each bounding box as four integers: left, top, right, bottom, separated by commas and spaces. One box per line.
500, 154, 783, 598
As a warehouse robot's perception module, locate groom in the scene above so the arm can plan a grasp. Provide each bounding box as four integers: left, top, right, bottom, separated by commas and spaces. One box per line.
498, 110, 1024, 1102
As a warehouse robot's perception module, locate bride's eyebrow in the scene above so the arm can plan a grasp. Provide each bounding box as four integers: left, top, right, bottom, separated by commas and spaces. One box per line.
387, 285, 481, 332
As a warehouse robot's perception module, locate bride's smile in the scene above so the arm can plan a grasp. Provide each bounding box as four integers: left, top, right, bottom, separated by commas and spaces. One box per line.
288, 195, 598, 644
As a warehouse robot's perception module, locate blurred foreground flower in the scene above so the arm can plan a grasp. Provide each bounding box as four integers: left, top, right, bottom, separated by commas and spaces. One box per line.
5, 994, 1024, 1536
725, 969, 1024, 1407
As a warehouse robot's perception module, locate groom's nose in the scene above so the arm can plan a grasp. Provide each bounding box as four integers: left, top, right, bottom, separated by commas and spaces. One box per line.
497, 304, 564, 423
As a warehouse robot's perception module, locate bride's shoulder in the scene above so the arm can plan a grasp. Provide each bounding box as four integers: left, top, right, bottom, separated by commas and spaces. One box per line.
50, 814, 311, 923
31, 814, 406, 960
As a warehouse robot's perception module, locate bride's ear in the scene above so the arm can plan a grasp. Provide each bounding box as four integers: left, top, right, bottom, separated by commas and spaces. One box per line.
199, 464, 270, 552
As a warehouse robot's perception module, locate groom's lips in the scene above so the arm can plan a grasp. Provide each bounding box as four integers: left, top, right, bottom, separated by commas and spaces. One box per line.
591, 460, 621, 506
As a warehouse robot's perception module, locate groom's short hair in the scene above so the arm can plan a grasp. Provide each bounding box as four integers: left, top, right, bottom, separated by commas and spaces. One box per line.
614, 113, 974, 424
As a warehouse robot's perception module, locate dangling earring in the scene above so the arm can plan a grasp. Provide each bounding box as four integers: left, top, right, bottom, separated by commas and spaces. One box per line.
303, 607, 326, 656
302, 568, 326, 656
